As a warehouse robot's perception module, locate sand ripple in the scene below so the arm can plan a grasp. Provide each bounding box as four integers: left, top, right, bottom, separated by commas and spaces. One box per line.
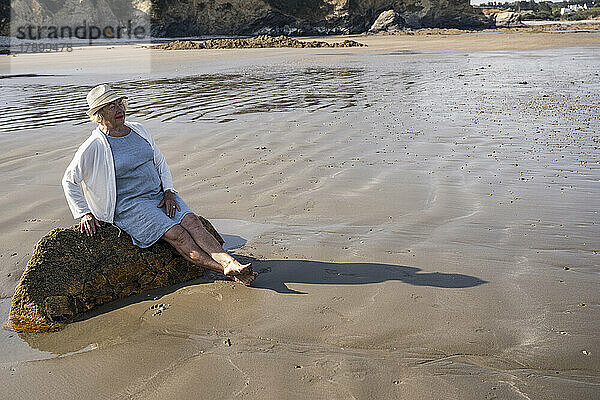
0, 68, 367, 132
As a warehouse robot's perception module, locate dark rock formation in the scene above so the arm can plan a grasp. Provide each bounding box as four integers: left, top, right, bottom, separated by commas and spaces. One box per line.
6, 0, 491, 41
151, 0, 492, 36
150, 35, 365, 50
0, 0, 8, 37
6, 215, 223, 333
150, 0, 352, 36
346, 0, 491, 32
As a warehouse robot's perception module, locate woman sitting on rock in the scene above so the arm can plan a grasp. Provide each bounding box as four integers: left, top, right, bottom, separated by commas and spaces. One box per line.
62, 84, 257, 285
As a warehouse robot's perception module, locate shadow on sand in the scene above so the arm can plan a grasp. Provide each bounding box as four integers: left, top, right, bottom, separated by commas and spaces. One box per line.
15, 235, 485, 354
64, 250, 486, 323
234, 256, 487, 294
218, 234, 486, 294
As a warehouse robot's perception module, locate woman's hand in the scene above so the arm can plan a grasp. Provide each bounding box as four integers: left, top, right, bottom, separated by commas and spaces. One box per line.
158, 190, 180, 218
80, 213, 101, 236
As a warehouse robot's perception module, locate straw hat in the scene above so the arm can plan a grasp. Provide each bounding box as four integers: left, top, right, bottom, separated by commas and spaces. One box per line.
86, 84, 127, 116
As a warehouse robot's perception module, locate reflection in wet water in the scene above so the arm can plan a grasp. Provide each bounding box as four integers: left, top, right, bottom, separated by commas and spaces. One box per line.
0, 67, 368, 132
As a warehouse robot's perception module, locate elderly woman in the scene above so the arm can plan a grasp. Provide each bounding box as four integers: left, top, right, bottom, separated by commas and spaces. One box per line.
62, 84, 257, 285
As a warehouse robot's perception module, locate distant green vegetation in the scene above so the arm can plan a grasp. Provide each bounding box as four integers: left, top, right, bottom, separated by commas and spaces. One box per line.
478, 0, 600, 21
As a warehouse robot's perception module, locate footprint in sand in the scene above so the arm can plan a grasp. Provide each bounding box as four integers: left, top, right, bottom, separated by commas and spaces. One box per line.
149, 303, 170, 316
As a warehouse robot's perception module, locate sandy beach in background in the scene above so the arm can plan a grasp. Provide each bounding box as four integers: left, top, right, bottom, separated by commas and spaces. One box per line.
1, 31, 599, 399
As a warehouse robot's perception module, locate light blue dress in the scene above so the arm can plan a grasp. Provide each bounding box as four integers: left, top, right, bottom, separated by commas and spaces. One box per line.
107, 129, 193, 248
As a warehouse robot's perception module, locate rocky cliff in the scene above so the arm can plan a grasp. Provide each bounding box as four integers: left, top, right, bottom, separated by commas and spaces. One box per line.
151, 0, 489, 36
5, 0, 490, 39
348, 0, 489, 31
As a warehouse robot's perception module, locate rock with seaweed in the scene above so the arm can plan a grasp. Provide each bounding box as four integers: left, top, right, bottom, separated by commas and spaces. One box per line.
150, 35, 366, 50
6, 215, 223, 333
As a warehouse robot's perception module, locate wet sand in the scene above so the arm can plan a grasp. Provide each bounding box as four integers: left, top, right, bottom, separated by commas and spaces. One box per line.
1, 31, 599, 399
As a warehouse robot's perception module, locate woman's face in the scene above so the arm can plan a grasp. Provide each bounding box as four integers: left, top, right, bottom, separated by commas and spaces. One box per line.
100, 99, 126, 127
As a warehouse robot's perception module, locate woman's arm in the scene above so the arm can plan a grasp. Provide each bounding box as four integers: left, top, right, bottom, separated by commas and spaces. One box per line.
151, 139, 181, 217
62, 144, 100, 235
62, 158, 92, 219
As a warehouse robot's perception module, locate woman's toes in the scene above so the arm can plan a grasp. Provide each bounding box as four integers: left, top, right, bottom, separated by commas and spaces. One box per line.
239, 263, 252, 273
226, 262, 252, 276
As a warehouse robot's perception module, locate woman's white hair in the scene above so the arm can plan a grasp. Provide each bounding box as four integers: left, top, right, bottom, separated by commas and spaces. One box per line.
89, 98, 128, 123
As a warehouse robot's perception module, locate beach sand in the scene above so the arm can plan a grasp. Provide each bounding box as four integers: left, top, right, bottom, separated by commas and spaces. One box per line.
1, 31, 599, 399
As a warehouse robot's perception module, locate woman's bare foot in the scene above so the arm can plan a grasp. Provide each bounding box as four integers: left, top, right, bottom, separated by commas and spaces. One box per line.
223, 262, 257, 286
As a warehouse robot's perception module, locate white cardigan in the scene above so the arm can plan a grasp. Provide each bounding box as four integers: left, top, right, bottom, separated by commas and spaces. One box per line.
62, 121, 176, 223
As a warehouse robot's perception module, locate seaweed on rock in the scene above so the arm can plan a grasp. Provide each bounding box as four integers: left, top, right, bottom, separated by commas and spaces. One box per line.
6, 215, 223, 333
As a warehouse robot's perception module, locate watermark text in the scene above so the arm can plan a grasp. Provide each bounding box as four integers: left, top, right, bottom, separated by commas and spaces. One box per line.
15, 20, 147, 45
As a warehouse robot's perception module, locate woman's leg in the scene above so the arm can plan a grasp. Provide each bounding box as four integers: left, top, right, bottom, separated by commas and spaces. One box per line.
163, 219, 256, 285
179, 214, 256, 283
161, 224, 224, 273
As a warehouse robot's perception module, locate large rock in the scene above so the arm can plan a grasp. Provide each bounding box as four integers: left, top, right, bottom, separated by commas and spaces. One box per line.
368, 10, 402, 33
492, 12, 523, 28
367, 9, 423, 32
6, 215, 223, 333
349, 0, 490, 32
